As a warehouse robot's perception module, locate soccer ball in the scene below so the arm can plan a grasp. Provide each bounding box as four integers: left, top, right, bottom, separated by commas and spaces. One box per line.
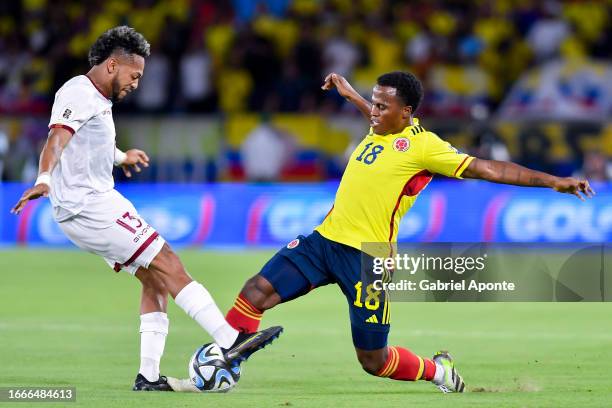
188, 343, 241, 392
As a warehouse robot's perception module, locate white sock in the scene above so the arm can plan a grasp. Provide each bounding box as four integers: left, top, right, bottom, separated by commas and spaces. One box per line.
174, 281, 239, 349
139, 312, 169, 382
432, 361, 445, 384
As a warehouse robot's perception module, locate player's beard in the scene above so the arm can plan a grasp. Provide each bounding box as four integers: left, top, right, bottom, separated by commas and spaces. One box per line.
110, 76, 123, 103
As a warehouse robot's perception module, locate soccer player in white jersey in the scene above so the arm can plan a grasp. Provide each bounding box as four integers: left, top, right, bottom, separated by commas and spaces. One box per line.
11, 26, 282, 392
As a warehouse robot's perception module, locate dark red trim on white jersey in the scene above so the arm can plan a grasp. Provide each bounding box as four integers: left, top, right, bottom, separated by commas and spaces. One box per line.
85, 74, 110, 99
116, 219, 137, 234
49, 124, 75, 135
118, 231, 160, 271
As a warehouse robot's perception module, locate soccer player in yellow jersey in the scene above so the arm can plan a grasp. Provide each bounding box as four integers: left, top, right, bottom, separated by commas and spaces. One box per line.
225, 71, 594, 393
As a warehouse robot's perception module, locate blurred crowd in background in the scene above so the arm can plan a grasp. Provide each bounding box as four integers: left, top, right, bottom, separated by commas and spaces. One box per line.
0, 0, 610, 183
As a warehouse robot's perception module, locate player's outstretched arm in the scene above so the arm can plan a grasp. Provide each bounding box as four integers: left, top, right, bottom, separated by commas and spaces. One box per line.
462, 158, 595, 201
321, 73, 372, 120
11, 127, 73, 214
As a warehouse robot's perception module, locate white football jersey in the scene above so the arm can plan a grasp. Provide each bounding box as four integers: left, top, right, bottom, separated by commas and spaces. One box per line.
48, 75, 116, 222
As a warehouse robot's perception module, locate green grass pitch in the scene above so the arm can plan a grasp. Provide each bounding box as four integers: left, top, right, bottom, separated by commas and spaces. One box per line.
1, 249, 611, 407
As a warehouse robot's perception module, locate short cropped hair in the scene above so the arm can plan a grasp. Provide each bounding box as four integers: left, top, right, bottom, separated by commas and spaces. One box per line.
376, 71, 423, 112
88, 26, 150, 67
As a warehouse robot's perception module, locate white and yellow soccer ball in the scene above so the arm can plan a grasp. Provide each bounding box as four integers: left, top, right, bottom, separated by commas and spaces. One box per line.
188, 343, 241, 392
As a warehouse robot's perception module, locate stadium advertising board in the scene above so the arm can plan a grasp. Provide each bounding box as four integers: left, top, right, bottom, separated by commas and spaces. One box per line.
1, 182, 610, 246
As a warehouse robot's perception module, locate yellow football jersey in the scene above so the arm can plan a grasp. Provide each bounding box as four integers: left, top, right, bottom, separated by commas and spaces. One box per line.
315, 119, 473, 252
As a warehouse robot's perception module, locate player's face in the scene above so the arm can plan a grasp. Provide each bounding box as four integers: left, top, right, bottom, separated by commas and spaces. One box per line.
110, 54, 145, 102
370, 85, 411, 135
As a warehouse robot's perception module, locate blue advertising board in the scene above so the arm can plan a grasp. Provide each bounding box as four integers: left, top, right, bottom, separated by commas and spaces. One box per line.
1, 181, 610, 247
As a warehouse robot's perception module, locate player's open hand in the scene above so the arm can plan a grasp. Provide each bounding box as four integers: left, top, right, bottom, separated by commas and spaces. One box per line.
122, 149, 149, 178
10, 184, 50, 215
321, 73, 355, 99
552, 177, 595, 201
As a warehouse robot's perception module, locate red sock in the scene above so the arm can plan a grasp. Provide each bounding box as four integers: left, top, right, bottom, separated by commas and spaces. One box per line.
225, 294, 263, 333
377, 346, 436, 381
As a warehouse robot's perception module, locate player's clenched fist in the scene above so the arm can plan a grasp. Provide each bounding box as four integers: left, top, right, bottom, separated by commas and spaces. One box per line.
11, 183, 50, 214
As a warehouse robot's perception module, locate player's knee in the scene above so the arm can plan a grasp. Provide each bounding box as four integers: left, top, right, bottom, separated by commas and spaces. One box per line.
241, 275, 280, 311
356, 349, 387, 376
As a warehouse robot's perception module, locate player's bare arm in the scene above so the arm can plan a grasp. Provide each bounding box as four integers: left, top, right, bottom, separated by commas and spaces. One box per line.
10, 127, 73, 214
322, 73, 372, 120
462, 158, 596, 201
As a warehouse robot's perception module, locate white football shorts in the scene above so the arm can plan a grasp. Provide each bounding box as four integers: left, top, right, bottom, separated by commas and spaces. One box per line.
57, 189, 165, 275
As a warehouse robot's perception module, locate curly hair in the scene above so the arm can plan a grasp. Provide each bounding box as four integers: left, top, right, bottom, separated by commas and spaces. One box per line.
376, 71, 423, 112
88, 26, 150, 67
